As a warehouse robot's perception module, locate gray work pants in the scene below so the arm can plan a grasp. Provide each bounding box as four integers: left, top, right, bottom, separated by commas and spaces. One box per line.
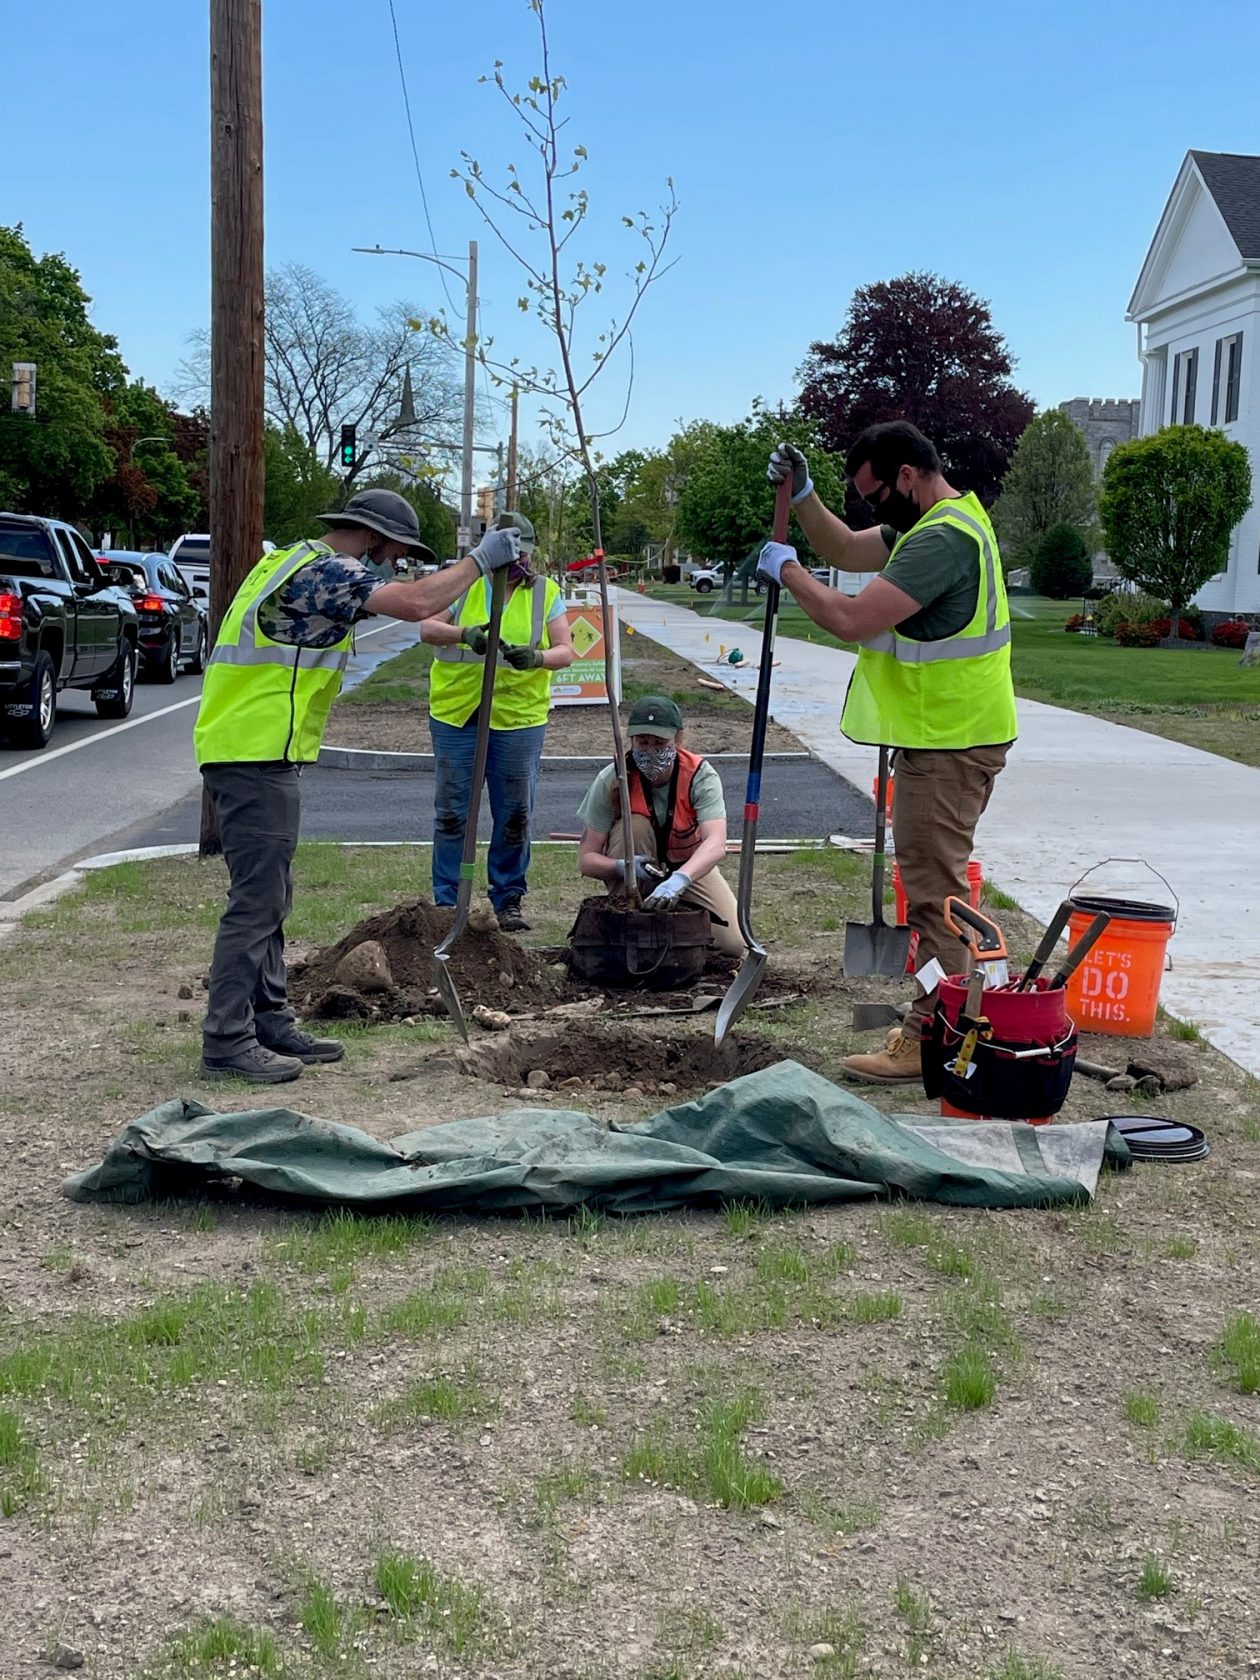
201, 762, 301, 1057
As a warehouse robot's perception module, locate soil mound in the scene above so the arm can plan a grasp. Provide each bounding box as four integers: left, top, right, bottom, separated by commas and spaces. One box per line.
291, 897, 566, 1021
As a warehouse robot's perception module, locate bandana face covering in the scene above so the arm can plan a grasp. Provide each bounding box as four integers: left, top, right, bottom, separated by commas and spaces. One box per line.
632, 743, 677, 782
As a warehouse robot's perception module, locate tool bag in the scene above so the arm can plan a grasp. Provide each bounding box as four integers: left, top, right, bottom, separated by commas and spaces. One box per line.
567, 898, 710, 990
923, 1010, 1078, 1120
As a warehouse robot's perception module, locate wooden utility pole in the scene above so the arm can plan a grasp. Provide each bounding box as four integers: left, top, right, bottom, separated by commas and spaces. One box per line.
505, 387, 520, 510
202, 0, 265, 855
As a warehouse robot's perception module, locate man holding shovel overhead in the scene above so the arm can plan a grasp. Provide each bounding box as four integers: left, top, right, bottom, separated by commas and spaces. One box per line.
760, 422, 1017, 1085
193, 489, 520, 1085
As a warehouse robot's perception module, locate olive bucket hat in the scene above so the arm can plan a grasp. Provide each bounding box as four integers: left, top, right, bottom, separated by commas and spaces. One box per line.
317, 488, 437, 565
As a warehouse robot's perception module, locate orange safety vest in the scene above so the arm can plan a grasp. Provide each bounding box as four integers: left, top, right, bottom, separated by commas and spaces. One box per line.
612, 746, 706, 864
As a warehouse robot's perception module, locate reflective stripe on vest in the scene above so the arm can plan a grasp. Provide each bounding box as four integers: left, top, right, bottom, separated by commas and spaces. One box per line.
429, 576, 558, 731
839, 493, 1018, 751
193, 540, 354, 766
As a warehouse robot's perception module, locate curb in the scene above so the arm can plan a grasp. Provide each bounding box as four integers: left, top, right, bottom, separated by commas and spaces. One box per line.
318, 744, 811, 773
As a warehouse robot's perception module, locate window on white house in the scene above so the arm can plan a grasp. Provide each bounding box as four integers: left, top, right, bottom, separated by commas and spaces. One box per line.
1171, 348, 1198, 423
1215, 332, 1244, 424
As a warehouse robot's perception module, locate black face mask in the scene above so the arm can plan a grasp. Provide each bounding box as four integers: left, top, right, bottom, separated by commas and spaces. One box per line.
871, 484, 921, 534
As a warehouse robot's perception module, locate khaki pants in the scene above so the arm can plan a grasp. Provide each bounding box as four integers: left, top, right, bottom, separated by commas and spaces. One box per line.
892, 744, 1010, 1037
608, 815, 746, 958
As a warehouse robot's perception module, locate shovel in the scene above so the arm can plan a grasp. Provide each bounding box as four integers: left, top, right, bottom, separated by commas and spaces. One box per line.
843, 746, 913, 977
432, 563, 509, 1041
714, 477, 791, 1045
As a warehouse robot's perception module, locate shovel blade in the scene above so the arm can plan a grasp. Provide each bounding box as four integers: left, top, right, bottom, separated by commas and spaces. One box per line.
851, 1002, 905, 1032
714, 947, 767, 1045
433, 953, 469, 1043
843, 919, 914, 979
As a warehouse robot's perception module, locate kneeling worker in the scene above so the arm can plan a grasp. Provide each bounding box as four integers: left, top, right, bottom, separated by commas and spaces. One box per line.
575, 696, 745, 958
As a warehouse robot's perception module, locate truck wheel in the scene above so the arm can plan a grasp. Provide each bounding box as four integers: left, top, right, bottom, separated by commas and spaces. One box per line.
156, 627, 180, 684
7, 651, 57, 749
187, 625, 207, 676
94, 642, 136, 719
695, 578, 713, 593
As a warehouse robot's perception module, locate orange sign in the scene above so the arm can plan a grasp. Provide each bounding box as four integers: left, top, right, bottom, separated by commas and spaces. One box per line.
551, 601, 620, 707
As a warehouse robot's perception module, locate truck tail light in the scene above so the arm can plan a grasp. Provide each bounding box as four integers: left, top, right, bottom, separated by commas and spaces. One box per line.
0, 591, 21, 638
137, 594, 166, 613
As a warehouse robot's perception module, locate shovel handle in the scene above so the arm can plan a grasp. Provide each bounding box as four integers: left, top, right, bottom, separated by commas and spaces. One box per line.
1050, 911, 1111, 989
1019, 900, 1074, 990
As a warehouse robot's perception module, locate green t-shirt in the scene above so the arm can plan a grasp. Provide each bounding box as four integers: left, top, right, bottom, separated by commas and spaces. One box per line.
577, 760, 726, 834
879, 517, 979, 641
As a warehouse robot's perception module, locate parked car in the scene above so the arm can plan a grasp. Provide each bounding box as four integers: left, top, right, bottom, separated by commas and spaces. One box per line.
0, 513, 139, 749
99, 550, 208, 682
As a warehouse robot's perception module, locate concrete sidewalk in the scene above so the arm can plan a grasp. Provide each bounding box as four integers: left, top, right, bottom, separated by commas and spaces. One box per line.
615, 588, 1260, 1076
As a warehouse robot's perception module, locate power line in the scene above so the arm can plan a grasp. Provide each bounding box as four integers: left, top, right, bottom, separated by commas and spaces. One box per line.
385, 0, 458, 318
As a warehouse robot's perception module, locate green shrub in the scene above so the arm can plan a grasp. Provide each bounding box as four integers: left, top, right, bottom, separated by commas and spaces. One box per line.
1030, 522, 1093, 599
1094, 591, 1168, 638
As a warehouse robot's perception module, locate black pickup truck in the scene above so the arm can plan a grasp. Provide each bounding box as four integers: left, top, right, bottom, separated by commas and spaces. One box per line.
0, 512, 139, 750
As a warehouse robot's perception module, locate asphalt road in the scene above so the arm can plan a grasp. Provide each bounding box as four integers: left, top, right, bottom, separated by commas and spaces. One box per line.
0, 615, 870, 899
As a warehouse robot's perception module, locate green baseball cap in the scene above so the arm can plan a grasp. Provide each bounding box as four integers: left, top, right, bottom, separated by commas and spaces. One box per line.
627, 695, 683, 739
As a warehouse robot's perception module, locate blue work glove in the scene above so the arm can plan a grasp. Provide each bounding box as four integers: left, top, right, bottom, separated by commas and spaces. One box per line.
461, 625, 489, 656
614, 855, 658, 894
643, 869, 691, 911
502, 643, 544, 671
757, 541, 799, 585
470, 527, 520, 577
767, 442, 813, 504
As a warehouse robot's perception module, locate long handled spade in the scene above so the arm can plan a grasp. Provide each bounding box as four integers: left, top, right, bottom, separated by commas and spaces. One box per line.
843, 745, 913, 977
714, 477, 792, 1045
432, 564, 509, 1041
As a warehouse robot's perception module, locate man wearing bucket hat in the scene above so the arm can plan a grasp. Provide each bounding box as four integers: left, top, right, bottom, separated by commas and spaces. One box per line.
193, 488, 521, 1084
420, 511, 575, 933
760, 422, 1017, 1084
575, 696, 745, 958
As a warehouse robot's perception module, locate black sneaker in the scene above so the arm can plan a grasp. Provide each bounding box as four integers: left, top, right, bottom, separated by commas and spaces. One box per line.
496, 900, 531, 933
258, 1026, 345, 1064
200, 1044, 304, 1084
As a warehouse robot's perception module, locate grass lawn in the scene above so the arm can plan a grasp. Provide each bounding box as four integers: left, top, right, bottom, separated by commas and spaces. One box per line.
0, 845, 1257, 1677
645, 586, 1260, 768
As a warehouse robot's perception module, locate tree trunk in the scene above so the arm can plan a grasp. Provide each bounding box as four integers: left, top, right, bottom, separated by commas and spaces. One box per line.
202, 0, 266, 858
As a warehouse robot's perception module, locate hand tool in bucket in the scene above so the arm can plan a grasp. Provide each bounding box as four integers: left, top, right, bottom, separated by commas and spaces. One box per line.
843, 746, 913, 978
1049, 910, 1110, 989
432, 562, 510, 1041
714, 476, 791, 1045
1017, 900, 1074, 991
943, 898, 1009, 986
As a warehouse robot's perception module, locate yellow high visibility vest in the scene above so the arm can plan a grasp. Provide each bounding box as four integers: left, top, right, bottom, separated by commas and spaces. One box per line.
840, 493, 1018, 749
429, 575, 560, 730
193, 541, 353, 766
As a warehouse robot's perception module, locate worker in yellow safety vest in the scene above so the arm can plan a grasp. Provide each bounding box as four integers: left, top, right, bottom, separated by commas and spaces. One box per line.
193, 488, 520, 1085
420, 512, 575, 932
758, 422, 1017, 1087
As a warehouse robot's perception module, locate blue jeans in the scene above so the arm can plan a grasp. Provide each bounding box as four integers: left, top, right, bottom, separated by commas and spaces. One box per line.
431, 717, 548, 910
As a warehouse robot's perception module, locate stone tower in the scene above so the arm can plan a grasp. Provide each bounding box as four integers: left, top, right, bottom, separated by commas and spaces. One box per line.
1058, 398, 1141, 478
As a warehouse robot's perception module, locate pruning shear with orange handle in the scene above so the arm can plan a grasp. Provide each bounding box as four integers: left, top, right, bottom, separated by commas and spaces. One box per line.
944, 898, 1009, 1078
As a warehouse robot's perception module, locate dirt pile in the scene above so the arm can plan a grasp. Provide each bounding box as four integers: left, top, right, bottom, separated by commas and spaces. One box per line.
441, 1019, 793, 1096
290, 897, 568, 1021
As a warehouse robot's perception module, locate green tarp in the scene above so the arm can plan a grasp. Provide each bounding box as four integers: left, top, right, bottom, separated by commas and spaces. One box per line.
62, 1062, 1126, 1215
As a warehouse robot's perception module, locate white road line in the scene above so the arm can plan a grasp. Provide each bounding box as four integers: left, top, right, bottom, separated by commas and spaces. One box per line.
0, 620, 407, 785
0, 694, 205, 783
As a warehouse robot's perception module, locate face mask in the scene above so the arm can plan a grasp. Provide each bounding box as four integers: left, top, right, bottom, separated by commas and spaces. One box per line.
633, 743, 677, 783
871, 484, 921, 535
360, 544, 395, 581
507, 561, 533, 585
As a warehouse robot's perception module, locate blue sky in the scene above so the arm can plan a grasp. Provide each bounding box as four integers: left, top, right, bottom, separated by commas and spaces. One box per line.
6, 0, 1260, 465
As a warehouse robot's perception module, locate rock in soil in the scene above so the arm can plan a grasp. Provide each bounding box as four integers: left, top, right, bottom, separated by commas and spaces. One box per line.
1128, 1043, 1199, 1091
332, 939, 395, 995
51, 1648, 85, 1672
291, 897, 565, 1022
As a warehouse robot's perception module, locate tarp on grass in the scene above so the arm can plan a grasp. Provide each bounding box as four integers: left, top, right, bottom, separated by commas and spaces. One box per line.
62, 1061, 1127, 1215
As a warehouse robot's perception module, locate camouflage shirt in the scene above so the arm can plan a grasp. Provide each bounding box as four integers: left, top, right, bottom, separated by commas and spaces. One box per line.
256, 546, 382, 648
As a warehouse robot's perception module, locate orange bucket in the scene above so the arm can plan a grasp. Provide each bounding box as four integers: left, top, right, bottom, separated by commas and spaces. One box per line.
893, 859, 983, 926
939, 1098, 1050, 1127
1063, 897, 1175, 1037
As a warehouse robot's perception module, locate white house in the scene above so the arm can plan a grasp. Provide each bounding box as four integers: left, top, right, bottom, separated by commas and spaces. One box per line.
1128, 149, 1260, 616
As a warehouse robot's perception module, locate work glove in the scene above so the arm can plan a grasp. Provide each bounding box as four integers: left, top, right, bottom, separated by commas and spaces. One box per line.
757, 541, 799, 585
461, 625, 489, 656
767, 442, 813, 503
502, 643, 544, 671
470, 527, 521, 577
643, 870, 691, 911
613, 854, 658, 894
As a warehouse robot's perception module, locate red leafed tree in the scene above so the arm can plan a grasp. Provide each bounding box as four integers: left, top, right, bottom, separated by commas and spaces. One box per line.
796, 272, 1034, 506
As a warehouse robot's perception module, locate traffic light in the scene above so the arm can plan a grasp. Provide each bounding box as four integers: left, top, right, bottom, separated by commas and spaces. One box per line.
339, 423, 357, 471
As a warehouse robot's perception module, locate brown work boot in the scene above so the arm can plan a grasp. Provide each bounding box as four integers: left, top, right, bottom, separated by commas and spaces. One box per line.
842, 1027, 923, 1086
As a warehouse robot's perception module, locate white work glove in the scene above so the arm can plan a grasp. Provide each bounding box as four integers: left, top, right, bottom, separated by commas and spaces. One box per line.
614, 855, 658, 894
767, 442, 813, 504
643, 870, 691, 911
757, 541, 799, 585
470, 527, 521, 577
